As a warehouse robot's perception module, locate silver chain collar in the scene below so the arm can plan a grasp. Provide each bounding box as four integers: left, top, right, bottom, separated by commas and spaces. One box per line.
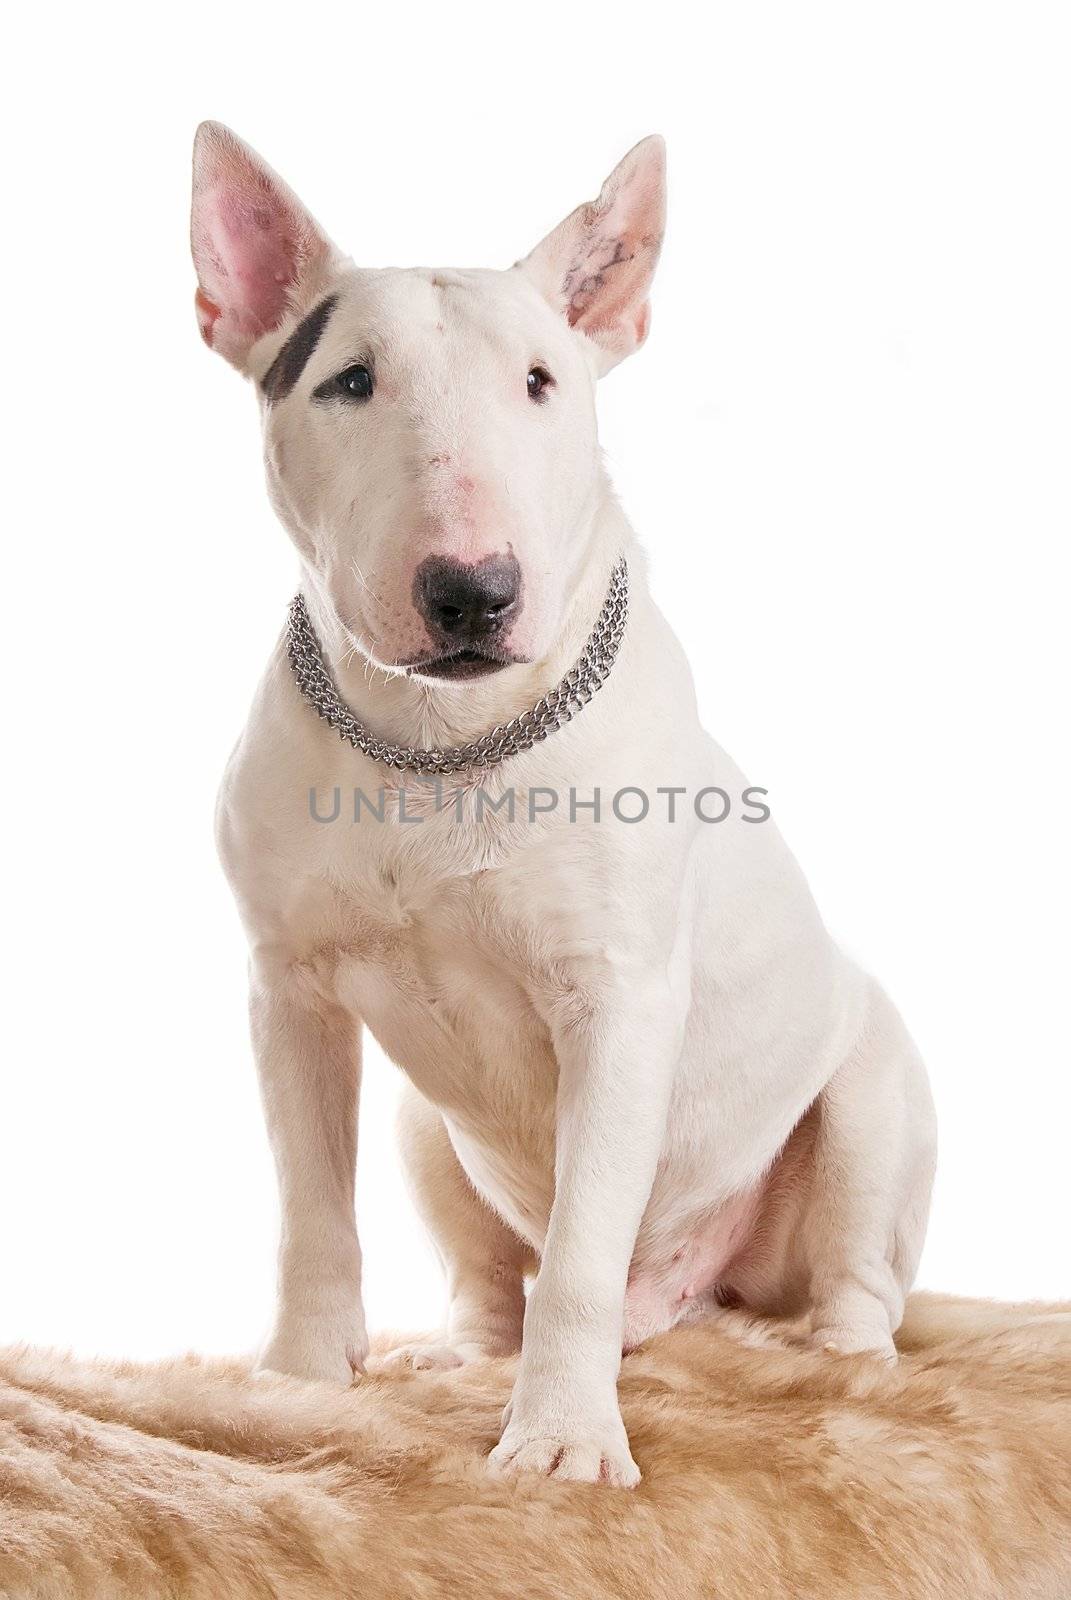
286, 559, 629, 776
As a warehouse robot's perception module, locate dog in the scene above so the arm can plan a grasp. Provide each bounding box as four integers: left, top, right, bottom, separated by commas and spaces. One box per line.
190, 123, 937, 1487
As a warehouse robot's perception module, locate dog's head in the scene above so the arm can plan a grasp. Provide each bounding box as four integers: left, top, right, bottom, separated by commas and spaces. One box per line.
190, 124, 664, 681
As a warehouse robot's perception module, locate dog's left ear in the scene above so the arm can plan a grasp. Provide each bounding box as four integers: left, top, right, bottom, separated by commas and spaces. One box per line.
517, 136, 666, 375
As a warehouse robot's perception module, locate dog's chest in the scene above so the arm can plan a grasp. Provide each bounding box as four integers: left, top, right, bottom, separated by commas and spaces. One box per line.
327, 827, 561, 1129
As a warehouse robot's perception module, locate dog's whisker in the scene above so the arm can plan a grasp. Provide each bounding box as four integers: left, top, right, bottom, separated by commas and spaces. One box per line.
341, 627, 389, 693
350, 561, 388, 615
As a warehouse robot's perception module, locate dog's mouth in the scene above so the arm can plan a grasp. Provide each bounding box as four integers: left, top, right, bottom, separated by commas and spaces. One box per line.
405, 648, 514, 682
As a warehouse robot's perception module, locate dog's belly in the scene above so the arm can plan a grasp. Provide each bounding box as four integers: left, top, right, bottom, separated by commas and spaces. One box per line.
622, 1186, 767, 1349
355, 954, 811, 1335
345, 942, 761, 1279
330, 871, 825, 1328
352, 930, 794, 1331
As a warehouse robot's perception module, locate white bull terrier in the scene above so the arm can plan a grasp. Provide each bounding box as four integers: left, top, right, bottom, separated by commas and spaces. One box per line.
190, 123, 937, 1486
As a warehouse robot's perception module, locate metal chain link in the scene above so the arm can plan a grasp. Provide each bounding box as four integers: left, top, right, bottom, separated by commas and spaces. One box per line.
286, 559, 629, 776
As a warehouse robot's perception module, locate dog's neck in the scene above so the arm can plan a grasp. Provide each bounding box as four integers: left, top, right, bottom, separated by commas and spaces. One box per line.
298, 495, 637, 755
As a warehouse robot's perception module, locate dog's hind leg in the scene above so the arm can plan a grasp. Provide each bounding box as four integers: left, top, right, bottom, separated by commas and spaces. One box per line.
795, 985, 937, 1361
379, 1085, 533, 1372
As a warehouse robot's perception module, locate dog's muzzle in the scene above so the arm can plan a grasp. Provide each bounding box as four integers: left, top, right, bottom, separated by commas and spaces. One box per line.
285, 557, 630, 776
410, 552, 524, 682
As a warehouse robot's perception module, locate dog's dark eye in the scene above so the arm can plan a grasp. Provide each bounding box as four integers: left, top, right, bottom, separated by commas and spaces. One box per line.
336, 364, 374, 400
527, 366, 553, 402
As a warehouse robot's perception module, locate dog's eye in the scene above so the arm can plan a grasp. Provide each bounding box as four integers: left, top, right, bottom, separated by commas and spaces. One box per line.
527, 366, 553, 402
336, 364, 374, 400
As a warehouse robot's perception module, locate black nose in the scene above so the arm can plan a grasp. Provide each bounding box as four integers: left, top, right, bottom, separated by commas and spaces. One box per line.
413, 553, 523, 645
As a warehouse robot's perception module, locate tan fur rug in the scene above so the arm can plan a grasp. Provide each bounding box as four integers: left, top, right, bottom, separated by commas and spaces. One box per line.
1, 1295, 1069, 1600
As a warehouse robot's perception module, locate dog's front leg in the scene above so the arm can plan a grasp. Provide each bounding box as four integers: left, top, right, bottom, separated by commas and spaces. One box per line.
251, 959, 367, 1385
489, 975, 682, 1486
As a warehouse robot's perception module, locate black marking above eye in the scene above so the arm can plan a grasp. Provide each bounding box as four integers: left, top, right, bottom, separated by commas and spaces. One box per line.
527, 365, 554, 402
261, 295, 339, 405
313, 362, 375, 403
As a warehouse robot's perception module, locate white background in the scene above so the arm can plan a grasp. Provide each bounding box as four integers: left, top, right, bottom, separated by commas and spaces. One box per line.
2, 3, 1068, 1361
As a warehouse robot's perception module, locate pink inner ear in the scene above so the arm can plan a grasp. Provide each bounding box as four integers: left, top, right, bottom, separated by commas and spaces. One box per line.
195, 288, 222, 347
191, 126, 331, 359
200, 186, 303, 338
214, 188, 302, 332
565, 169, 662, 343
564, 224, 649, 336
521, 137, 665, 369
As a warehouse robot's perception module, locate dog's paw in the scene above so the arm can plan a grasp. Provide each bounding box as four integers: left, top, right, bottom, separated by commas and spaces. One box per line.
810, 1323, 898, 1364
488, 1410, 640, 1487
377, 1340, 468, 1373
257, 1316, 368, 1386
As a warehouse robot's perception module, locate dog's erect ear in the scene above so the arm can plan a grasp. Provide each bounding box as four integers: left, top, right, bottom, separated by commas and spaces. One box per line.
517, 136, 666, 375
190, 122, 337, 372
